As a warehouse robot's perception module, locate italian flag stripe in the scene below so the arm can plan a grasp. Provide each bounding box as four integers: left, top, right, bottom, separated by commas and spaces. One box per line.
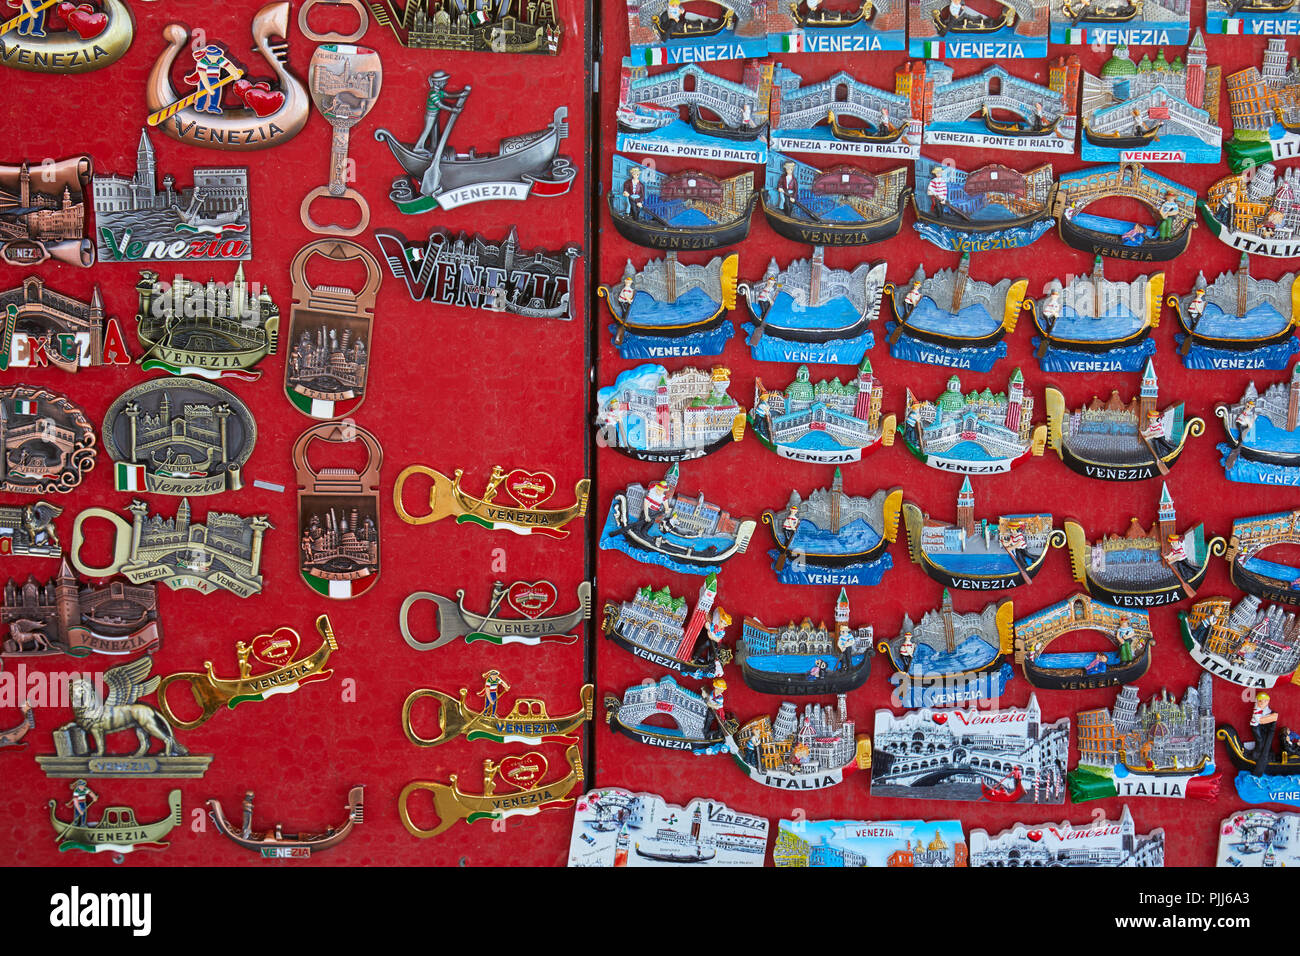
13, 399, 36, 414
287, 389, 334, 419
1218, 19, 1242, 34
1065, 27, 1086, 43
305, 575, 356, 599
642, 46, 667, 66
116, 462, 146, 492
924, 41, 944, 58
780, 33, 804, 52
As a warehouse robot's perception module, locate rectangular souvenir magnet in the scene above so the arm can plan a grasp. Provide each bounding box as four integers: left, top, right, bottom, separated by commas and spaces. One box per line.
1226, 39, 1300, 171
768, 0, 906, 53
370, 0, 564, 54
607, 156, 757, 250
0, 155, 92, 267
1207, 0, 1300, 41
568, 789, 769, 866
1219, 809, 1300, 866
767, 63, 919, 158
774, 819, 967, 866
0, 278, 131, 371
919, 59, 1079, 155
628, 0, 770, 65
1216, 369, 1300, 483
971, 807, 1164, 865
295, 422, 381, 599
0, 386, 97, 495
1049, 0, 1190, 46
908, 0, 1049, 59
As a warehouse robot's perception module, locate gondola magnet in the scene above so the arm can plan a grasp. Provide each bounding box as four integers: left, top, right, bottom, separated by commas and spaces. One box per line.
400, 581, 591, 650
50, 786, 182, 857
765, 476, 901, 586
1206, 0, 1299, 45
737, 588, 874, 695
393, 464, 589, 537
1218, 694, 1300, 807
901, 369, 1047, 474
1172, 258, 1299, 372
1201, 166, 1300, 259
750, 360, 894, 463
627, 0, 767, 65
1026, 258, 1161, 373
207, 785, 363, 859
1216, 368, 1300, 484
598, 253, 737, 358
879, 596, 1015, 708
911, 0, 1050, 58
1013, 594, 1153, 690
1051, 0, 1191, 45
606, 676, 732, 755
606, 156, 757, 250
295, 422, 381, 599
0, 386, 96, 495
912, 157, 1055, 252
768, 0, 906, 55
403, 674, 594, 747
1054, 163, 1196, 261
602, 576, 732, 678
0, 0, 134, 73
728, 695, 872, 790
1226, 509, 1300, 606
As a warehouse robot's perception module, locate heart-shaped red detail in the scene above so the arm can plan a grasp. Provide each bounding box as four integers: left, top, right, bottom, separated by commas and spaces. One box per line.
931, 713, 948, 725
56, 3, 107, 39
248, 626, 301, 670
1026, 830, 1043, 843
502, 469, 556, 511
232, 79, 285, 117
506, 581, 558, 619
497, 752, 548, 791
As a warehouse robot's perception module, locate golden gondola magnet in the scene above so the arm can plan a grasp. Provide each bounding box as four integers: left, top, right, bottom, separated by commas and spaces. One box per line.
295, 422, 381, 599
0, 155, 92, 267
0, 386, 97, 494
50, 785, 182, 859
0, 278, 131, 371
393, 464, 589, 537
403, 674, 593, 747
284, 238, 381, 420
157, 615, 339, 730
207, 785, 364, 859
400, 580, 590, 650
0, 0, 135, 73
398, 745, 584, 838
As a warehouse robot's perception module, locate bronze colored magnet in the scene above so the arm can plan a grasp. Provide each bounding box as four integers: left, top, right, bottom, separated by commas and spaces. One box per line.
298, 0, 370, 43
295, 422, 381, 599
0, 386, 97, 495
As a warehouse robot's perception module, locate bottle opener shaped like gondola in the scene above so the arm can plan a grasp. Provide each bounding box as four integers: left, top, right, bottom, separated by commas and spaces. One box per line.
0, 156, 92, 268
400, 580, 591, 651
403, 675, 594, 747
0, 499, 61, 557
300, 43, 382, 237
295, 422, 381, 599
156, 615, 339, 731
50, 786, 182, 859
144, 1, 309, 151
0, 0, 134, 73
0, 278, 131, 372
284, 238, 381, 420
398, 745, 584, 838
374, 69, 575, 214
207, 785, 364, 859
370, 0, 563, 54
0, 386, 97, 495
393, 464, 589, 537
0, 701, 34, 751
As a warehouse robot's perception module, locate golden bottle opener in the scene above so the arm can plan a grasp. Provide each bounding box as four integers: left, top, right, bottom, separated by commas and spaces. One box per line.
392, 465, 589, 537
402, 678, 594, 747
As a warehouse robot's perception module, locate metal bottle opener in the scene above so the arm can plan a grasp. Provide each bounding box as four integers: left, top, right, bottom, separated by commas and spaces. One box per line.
399, 581, 590, 650
402, 676, 594, 747
295, 422, 382, 599
298, 0, 370, 43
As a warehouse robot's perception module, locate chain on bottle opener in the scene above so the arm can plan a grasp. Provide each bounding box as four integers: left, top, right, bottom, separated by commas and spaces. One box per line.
403, 675, 594, 747
301, 43, 382, 237
400, 580, 590, 650
0, 0, 134, 73
0, 156, 92, 267
207, 785, 364, 859
295, 422, 381, 599
0, 386, 97, 495
50, 786, 182, 858
285, 238, 381, 420
298, 0, 369, 42
393, 464, 589, 537
157, 615, 339, 730
0, 278, 131, 371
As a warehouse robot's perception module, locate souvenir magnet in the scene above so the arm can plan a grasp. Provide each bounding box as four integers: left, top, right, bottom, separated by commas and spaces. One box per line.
738, 588, 873, 695
0, 386, 96, 494
37, 657, 213, 778
1200, 165, 1300, 259
208, 785, 364, 859
910, 0, 1050, 58
101, 378, 255, 496
404, 675, 593, 747
605, 675, 731, 755
144, 2, 309, 151
0, 155, 92, 267
1069, 675, 1220, 802
607, 156, 757, 250
371, 0, 563, 53
762, 153, 910, 246
156, 615, 339, 730
601, 576, 732, 679
750, 360, 895, 463
2, 559, 161, 658
774, 819, 967, 867
627, 0, 767, 65
902, 481, 1063, 590
765, 476, 901, 585
398, 744, 584, 837
1050, 0, 1190, 44
0, 499, 61, 557
597, 253, 737, 358
1218, 694, 1300, 806
1171, 258, 1299, 372
294, 422, 381, 599
884, 255, 1028, 371
0, 701, 34, 751
1216, 370, 1300, 484
766, 63, 919, 158
569, 789, 769, 867
728, 695, 872, 790
393, 464, 589, 537
599, 462, 755, 575
1027, 258, 1162, 373
1218, 809, 1300, 866
1063, 484, 1223, 608
298, 0, 369, 42
912, 157, 1056, 251
596, 364, 745, 462
1226, 510, 1300, 605
93, 132, 252, 262
50, 786, 182, 857
376, 226, 580, 321
1013, 594, 1153, 689
1182, 596, 1300, 688
301, 43, 382, 237
1054, 163, 1196, 261
1207, 0, 1300, 42
133, 266, 277, 380
873, 695, 1068, 804
879, 595, 1015, 708
1044, 362, 1203, 481
71, 499, 271, 598
285, 238, 381, 420
0, 0, 134, 73
769, 0, 907, 54
0, 278, 130, 371
400, 580, 590, 650
970, 806, 1164, 866
1225, 39, 1300, 172
901, 370, 1047, 474
919, 59, 1078, 153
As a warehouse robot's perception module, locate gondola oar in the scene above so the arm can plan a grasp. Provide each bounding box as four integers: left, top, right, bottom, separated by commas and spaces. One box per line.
746, 281, 783, 348
1033, 302, 1058, 360
1001, 537, 1034, 586
1139, 430, 1172, 476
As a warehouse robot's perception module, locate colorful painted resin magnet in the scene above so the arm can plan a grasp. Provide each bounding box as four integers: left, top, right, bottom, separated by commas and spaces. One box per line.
763, 153, 910, 245
0, 500, 61, 557
1069, 675, 1220, 802
156, 616, 338, 730
404, 676, 593, 747
401, 581, 590, 650
768, 0, 906, 53
901, 370, 1047, 474
1225, 39, 1300, 172
0, 156, 91, 268
1063, 484, 1223, 606
599, 462, 755, 574
607, 156, 757, 250
1218, 695, 1300, 806
1217, 371, 1300, 484
295, 422, 381, 599
0, 386, 96, 495
1201, 164, 1300, 259
764, 476, 900, 585
371, 0, 563, 54
0, 0, 134, 73
1050, 0, 1190, 44
0, 702, 34, 751
872, 695, 1068, 804
51, 787, 181, 857
1045, 361, 1203, 480
879, 595, 1015, 707
918, 60, 1078, 153
208, 786, 364, 859
1227, 510, 1300, 605
1171, 258, 1299, 371
393, 464, 589, 536
912, 157, 1056, 252
569, 790, 769, 867
885, 255, 1027, 370
398, 745, 583, 837
970, 806, 1164, 866
602, 576, 731, 679
1054, 163, 1195, 261
1218, 809, 1300, 867
728, 695, 871, 790
774, 819, 967, 867
1182, 596, 1300, 688
285, 238, 380, 421
741, 251, 885, 365
627, 0, 768, 63
102, 378, 256, 496
903, 483, 1061, 590
144, 2, 309, 151
1027, 259, 1163, 373
0, 278, 130, 371
738, 588, 873, 695
599, 253, 737, 358
909, 0, 1049, 58
596, 364, 745, 462
1013, 594, 1153, 689
766, 63, 919, 157
750, 360, 895, 463
605, 676, 731, 755
1207, 0, 1300, 42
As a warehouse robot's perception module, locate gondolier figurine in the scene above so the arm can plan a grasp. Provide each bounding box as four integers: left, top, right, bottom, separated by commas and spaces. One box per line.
702, 678, 727, 735
623, 166, 648, 222
1041, 285, 1062, 324
1249, 693, 1278, 776
1185, 284, 1206, 323
898, 629, 915, 671
1116, 615, 1137, 663
1157, 190, 1181, 240
415, 71, 459, 153
700, 607, 730, 676
777, 160, 799, 216
666, 0, 685, 24
782, 503, 800, 535
184, 45, 233, 115
927, 166, 951, 218
241, 791, 256, 838
643, 477, 675, 525
902, 272, 924, 317
478, 669, 511, 716
6, 0, 47, 37
1235, 398, 1259, 442
1215, 180, 1238, 228
1029, 102, 1048, 132
616, 274, 636, 318
1163, 532, 1188, 566
66, 779, 98, 827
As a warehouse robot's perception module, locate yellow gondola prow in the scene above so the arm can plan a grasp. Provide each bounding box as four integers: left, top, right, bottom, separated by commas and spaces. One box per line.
1003, 279, 1028, 332
901, 501, 925, 562
995, 600, 1015, 655
1044, 387, 1065, 455
1146, 272, 1165, 328
882, 487, 904, 543
1063, 520, 1089, 584
720, 253, 739, 312
880, 413, 897, 448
